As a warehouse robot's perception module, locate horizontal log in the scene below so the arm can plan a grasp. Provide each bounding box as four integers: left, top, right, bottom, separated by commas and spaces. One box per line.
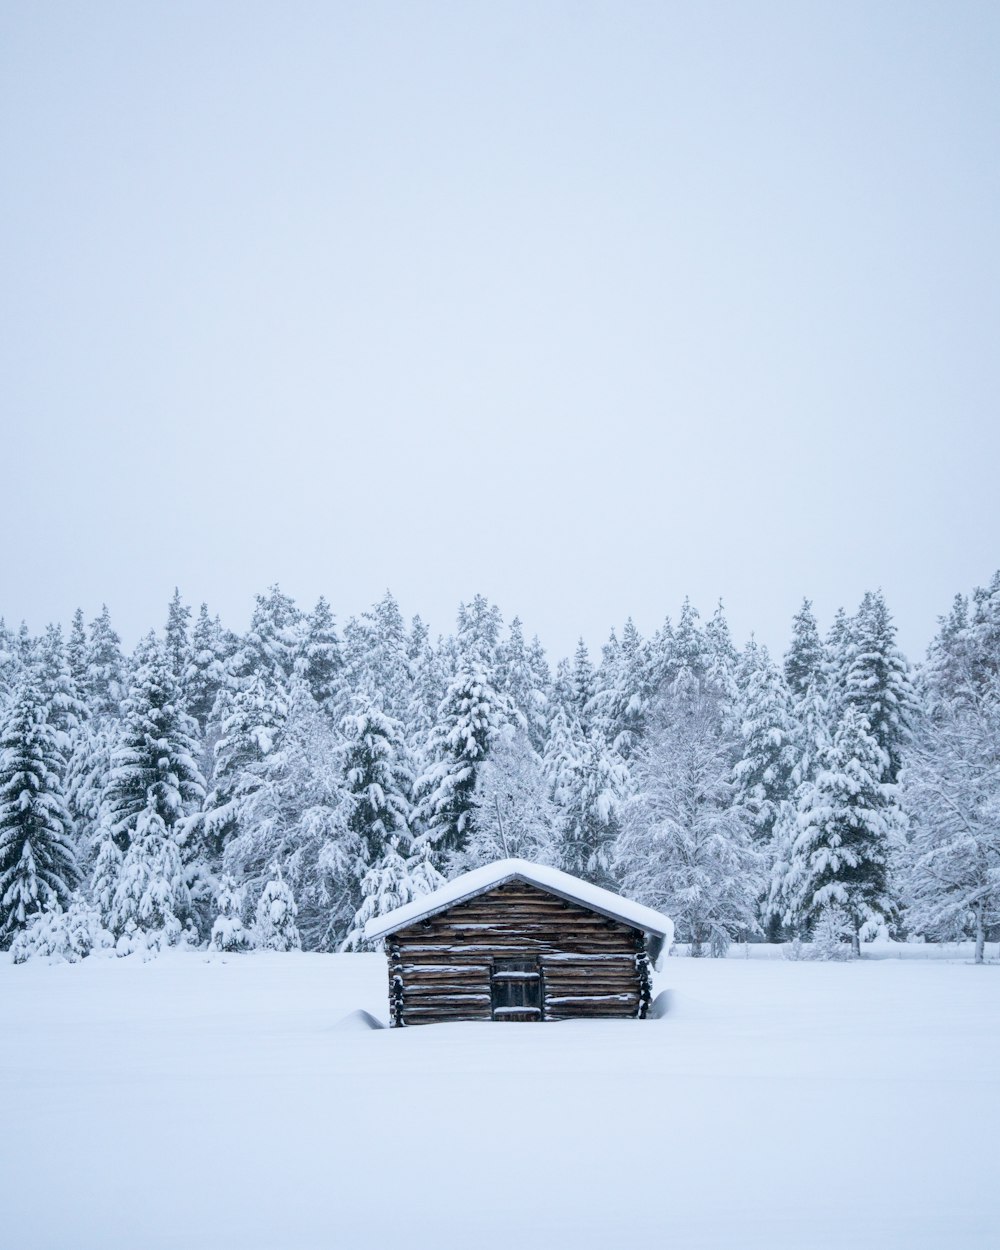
401, 986, 491, 999
395, 937, 635, 953
545, 993, 638, 1004
540, 952, 637, 963
399, 964, 491, 975
544, 984, 638, 997
402, 1010, 493, 1022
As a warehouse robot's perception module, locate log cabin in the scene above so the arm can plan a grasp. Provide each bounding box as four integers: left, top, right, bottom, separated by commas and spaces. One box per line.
363, 858, 673, 1026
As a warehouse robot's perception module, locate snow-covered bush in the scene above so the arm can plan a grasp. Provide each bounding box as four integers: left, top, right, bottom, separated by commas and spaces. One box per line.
805, 906, 856, 961
10, 897, 112, 965
209, 875, 252, 953
108, 808, 186, 956
254, 877, 301, 951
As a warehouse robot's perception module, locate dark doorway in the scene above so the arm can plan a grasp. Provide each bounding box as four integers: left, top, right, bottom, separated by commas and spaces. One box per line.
490, 958, 542, 1021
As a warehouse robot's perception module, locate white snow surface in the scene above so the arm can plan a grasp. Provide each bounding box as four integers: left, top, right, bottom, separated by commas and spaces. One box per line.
363, 856, 674, 942
2, 950, 998, 1250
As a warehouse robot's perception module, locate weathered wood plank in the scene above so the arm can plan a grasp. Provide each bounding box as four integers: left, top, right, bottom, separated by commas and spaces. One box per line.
384, 879, 649, 1026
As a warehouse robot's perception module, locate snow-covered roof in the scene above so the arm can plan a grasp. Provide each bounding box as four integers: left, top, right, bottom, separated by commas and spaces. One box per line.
363, 858, 674, 944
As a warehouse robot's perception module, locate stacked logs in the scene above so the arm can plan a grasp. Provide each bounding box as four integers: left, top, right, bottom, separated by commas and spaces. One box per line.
386, 880, 652, 1026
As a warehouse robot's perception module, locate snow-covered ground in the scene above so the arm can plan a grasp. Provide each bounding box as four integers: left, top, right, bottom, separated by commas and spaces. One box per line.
2, 950, 997, 1250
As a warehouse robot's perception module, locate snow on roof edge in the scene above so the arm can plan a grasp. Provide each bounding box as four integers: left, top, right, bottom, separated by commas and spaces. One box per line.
363, 858, 673, 944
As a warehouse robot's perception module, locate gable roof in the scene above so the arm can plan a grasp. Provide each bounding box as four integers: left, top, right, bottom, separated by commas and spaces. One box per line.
363, 858, 674, 944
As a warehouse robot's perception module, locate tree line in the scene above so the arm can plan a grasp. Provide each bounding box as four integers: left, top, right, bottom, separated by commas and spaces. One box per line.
1, 574, 998, 963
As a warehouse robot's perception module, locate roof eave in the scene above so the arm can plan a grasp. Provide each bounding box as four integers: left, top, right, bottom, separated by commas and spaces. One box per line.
364, 870, 671, 943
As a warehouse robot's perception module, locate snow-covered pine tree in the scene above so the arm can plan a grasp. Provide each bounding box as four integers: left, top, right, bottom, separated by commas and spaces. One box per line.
90, 833, 122, 929
67, 609, 89, 694
108, 804, 186, 954
209, 874, 252, 952
673, 598, 707, 680
899, 572, 1000, 962
0, 618, 21, 704
784, 706, 897, 954
968, 570, 1000, 696
766, 675, 833, 936
246, 585, 303, 683
406, 615, 448, 751
549, 725, 629, 890
568, 638, 597, 731
784, 599, 824, 703
341, 690, 414, 909
497, 617, 550, 754
591, 619, 650, 760
840, 590, 914, 786
413, 602, 518, 869
345, 834, 445, 950
103, 635, 206, 851
205, 649, 289, 853
821, 607, 851, 724
254, 875, 301, 951
164, 589, 192, 690
0, 671, 79, 946
468, 724, 556, 868
184, 604, 230, 734
36, 623, 89, 762
340, 592, 412, 723
100, 635, 206, 941
734, 641, 796, 843
85, 605, 125, 718
900, 693, 1000, 962
299, 596, 341, 713
704, 601, 739, 690
616, 668, 762, 956
221, 676, 353, 950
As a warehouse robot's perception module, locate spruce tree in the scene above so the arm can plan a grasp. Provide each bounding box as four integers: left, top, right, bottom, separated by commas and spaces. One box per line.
591, 619, 649, 760
341, 592, 412, 722
784, 599, 823, 700
37, 623, 88, 758
468, 726, 556, 867
221, 676, 353, 949
299, 596, 341, 712
901, 694, 1000, 963
497, 617, 550, 754
841, 590, 914, 785
550, 726, 629, 890
254, 876, 301, 951
209, 875, 251, 952
185, 604, 228, 732
734, 642, 796, 844
785, 706, 897, 953
0, 618, 19, 701
616, 669, 761, 955
164, 589, 192, 688
86, 605, 125, 717
103, 635, 205, 851
413, 601, 517, 867
0, 672, 79, 946
342, 692, 413, 872
67, 609, 89, 694
108, 805, 186, 952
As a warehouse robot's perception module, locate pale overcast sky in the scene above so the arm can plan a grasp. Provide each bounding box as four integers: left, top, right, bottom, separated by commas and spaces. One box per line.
1, 2, 997, 662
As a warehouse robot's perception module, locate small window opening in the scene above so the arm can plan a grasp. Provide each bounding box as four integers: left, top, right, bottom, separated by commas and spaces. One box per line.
490, 958, 542, 1021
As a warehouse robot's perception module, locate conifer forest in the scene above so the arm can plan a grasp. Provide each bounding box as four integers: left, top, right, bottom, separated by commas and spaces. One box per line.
2, 574, 998, 966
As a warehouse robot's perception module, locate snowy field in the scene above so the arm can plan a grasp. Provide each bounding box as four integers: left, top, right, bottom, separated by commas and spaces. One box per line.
2, 951, 998, 1250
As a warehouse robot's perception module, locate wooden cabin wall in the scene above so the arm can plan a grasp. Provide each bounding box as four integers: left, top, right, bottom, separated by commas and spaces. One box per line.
385, 880, 652, 1026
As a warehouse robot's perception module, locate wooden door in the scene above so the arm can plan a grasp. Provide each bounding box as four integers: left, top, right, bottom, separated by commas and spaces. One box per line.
490, 958, 542, 1021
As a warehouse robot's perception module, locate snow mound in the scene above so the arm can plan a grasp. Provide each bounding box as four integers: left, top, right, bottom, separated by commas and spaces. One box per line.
332, 1008, 386, 1031
648, 990, 672, 1019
